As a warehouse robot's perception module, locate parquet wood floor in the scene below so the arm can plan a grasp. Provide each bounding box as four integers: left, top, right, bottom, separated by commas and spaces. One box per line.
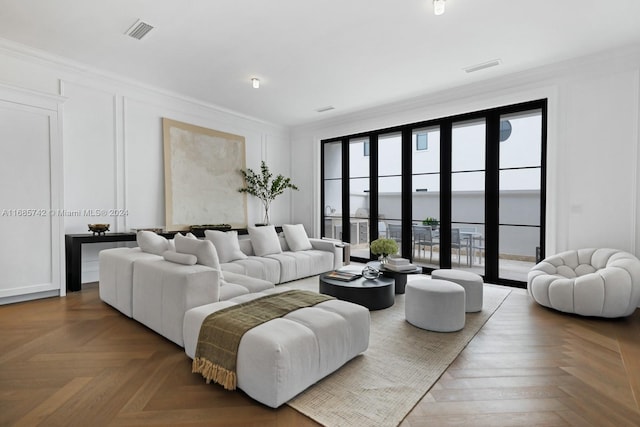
1, 284, 639, 426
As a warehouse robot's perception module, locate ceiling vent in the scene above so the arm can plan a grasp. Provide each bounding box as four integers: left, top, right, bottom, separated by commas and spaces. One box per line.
463, 59, 501, 73
125, 19, 154, 40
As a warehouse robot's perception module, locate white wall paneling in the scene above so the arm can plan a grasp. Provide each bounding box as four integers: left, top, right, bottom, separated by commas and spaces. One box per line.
562, 70, 639, 251
61, 82, 119, 283
0, 43, 289, 289
0, 83, 65, 303
65, 87, 289, 283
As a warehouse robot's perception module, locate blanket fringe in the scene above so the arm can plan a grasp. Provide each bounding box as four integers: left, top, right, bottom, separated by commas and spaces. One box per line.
192, 357, 237, 390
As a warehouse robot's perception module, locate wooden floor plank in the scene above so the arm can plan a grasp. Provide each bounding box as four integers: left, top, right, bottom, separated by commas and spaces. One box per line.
12, 377, 93, 427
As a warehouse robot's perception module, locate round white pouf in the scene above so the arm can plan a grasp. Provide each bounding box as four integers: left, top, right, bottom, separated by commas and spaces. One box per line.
431, 269, 483, 312
405, 279, 465, 332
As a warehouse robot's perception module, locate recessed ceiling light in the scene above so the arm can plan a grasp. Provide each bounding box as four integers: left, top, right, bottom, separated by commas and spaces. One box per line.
251, 78, 260, 89
316, 106, 335, 113
463, 59, 502, 73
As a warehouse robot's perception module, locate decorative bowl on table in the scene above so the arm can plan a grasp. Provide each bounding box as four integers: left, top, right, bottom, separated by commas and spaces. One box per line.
88, 223, 110, 235
362, 265, 380, 280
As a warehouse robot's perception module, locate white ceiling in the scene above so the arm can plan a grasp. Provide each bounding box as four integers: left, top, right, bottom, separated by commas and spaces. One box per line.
1, 0, 640, 127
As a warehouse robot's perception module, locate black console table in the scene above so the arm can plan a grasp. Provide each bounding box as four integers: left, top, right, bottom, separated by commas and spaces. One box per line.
65, 233, 171, 292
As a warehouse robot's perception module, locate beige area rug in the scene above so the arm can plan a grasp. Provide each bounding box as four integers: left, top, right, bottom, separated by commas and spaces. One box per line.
285, 275, 511, 427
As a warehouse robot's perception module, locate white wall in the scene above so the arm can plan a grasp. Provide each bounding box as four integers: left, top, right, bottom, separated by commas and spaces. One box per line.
0, 40, 290, 293
290, 45, 640, 258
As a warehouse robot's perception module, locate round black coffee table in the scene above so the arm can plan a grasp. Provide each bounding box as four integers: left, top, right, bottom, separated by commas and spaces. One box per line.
366, 261, 422, 294
319, 272, 394, 310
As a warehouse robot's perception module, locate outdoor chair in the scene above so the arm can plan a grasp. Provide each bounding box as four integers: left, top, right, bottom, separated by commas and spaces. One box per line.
451, 228, 465, 266
412, 225, 438, 262
387, 224, 402, 246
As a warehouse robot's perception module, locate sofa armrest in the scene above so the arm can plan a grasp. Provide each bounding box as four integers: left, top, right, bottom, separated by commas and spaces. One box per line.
309, 238, 338, 252
310, 238, 346, 269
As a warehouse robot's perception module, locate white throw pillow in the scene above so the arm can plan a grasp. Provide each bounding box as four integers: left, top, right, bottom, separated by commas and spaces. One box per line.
166, 232, 196, 252
248, 225, 283, 256
174, 233, 222, 271
204, 230, 248, 263
137, 231, 169, 255
282, 224, 313, 251
162, 250, 197, 265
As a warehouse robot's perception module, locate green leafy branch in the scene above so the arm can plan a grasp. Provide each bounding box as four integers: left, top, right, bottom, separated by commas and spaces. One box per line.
238, 161, 298, 223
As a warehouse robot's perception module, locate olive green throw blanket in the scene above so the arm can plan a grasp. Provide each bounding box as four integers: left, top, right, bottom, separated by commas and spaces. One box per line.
192, 290, 334, 390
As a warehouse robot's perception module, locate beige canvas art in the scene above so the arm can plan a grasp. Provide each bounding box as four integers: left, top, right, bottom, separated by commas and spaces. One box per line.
163, 118, 247, 230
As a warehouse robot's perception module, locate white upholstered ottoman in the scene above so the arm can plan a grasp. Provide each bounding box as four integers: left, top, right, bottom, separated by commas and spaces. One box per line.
405, 279, 465, 332
431, 269, 483, 312
183, 287, 370, 408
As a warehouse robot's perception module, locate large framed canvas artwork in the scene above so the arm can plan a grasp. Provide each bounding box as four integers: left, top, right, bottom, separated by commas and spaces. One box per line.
162, 118, 247, 231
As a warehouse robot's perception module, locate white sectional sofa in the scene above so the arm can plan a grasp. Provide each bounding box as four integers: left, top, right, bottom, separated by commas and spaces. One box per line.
98, 225, 344, 346
98, 225, 364, 408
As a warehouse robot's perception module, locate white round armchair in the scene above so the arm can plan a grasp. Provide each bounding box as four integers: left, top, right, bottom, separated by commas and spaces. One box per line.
527, 248, 640, 318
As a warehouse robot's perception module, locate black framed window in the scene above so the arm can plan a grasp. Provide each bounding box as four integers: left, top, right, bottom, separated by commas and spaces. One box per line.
320, 99, 547, 288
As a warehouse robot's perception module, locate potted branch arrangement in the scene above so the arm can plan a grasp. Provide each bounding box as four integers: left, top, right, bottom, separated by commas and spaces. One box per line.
422, 217, 439, 230
238, 161, 298, 225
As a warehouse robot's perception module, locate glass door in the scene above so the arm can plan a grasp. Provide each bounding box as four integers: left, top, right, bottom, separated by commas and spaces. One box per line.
322, 141, 342, 241
451, 119, 486, 275
411, 126, 440, 268
348, 137, 370, 258
378, 133, 403, 257
498, 109, 543, 282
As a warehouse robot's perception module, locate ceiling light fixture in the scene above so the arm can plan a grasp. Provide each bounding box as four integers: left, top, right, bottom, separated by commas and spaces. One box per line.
433, 0, 446, 15
251, 78, 260, 89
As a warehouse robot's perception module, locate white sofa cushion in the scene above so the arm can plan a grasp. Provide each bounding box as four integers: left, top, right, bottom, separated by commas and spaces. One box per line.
222, 271, 274, 294
204, 230, 248, 263
98, 247, 160, 317
133, 258, 221, 346
282, 224, 313, 251
174, 233, 222, 272
265, 253, 298, 283
137, 231, 169, 255
248, 225, 282, 256
163, 250, 197, 265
